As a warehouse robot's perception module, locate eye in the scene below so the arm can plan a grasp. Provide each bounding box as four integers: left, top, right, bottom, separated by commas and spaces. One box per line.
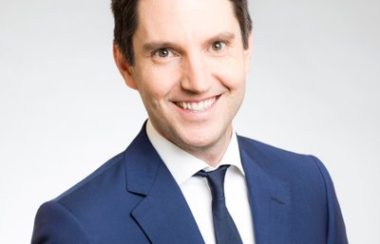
211, 41, 226, 51
152, 48, 174, 58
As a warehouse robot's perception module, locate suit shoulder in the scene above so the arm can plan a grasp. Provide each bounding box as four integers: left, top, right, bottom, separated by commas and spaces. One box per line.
54, 151, 126, 203
237, 135, 311, 160
237, 135, 327, 179
33, 148, 147, 243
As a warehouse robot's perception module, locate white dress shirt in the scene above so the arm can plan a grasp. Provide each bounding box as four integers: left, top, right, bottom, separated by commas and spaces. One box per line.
146, 121, 255, 244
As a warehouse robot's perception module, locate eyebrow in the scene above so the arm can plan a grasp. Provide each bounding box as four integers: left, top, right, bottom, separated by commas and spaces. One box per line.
142, 41, 181, 53
141, 32, 236, 53
207, 32, 236, 44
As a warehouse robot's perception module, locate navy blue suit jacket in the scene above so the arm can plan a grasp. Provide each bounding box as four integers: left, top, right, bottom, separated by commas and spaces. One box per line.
32, 125, 348, 243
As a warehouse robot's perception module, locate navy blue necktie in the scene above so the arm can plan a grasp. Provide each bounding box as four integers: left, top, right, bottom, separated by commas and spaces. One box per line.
196, 165, 243, 244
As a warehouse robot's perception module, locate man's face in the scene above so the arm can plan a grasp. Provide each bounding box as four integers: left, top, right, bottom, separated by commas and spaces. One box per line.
116, 0, 251, 162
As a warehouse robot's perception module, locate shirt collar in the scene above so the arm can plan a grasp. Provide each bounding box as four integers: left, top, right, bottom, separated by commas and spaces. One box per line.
146, 120, 244, 186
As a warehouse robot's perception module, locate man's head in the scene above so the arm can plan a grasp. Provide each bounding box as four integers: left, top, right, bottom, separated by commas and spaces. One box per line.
112, 0, 253, 165
111, 0, 252, 65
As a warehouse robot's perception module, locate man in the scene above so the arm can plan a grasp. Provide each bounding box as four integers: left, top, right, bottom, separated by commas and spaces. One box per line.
32, 0, 348, 243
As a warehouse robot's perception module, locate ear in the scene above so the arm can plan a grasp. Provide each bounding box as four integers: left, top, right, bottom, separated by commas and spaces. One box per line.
113, 43, 138, 90
243, 33, 253, 74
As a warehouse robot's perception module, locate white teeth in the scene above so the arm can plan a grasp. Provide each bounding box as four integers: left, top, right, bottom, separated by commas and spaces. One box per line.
177, 97, 216, 112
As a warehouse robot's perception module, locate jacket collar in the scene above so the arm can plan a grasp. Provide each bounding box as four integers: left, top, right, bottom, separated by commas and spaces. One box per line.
124, 124, 204, 243
238, 136, 291, 244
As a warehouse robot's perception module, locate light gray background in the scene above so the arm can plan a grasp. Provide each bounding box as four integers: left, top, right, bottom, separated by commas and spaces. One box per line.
1, 0, 379, 243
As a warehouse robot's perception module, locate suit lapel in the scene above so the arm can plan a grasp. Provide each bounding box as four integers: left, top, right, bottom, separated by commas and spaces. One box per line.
124, 126, 204, 244
238, 137, 291, 244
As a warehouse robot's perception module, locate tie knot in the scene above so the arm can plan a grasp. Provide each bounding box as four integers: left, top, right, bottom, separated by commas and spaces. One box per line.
196, 165, 230, 200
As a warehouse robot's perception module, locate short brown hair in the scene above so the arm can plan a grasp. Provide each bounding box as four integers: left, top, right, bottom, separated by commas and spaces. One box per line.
111, 0, 252, 65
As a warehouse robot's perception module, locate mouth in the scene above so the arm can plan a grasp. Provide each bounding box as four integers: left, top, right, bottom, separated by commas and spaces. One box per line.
174, 96, 218, 112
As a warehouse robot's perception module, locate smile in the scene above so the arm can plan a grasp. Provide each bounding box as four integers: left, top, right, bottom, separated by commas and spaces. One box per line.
175, 97, 217, 112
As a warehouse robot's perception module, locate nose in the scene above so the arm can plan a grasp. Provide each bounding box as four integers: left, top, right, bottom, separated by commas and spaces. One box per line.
180, 52, 211, 94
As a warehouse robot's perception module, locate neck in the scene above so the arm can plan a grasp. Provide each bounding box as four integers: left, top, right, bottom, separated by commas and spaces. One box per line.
147, 120, 233, 167
184, 128, 233, 167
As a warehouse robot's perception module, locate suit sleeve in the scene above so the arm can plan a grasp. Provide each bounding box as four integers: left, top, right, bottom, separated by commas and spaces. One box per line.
31, 201, 90, 244
311, 156, 349, 244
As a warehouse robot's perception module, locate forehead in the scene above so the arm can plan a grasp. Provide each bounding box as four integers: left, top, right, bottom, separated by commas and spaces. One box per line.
135, 0, 239, 41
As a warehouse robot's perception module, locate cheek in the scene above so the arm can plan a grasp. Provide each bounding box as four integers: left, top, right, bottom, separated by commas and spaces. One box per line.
135, 63, 181, 103
212, 58, 246, 88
